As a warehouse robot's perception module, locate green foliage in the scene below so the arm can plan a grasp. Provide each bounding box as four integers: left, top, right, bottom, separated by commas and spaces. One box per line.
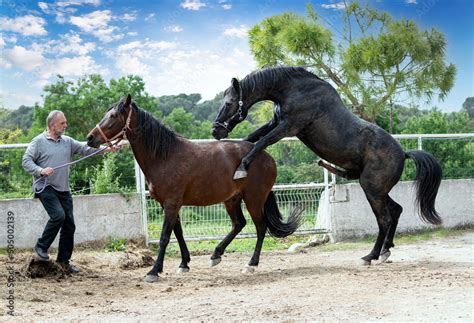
105, 236, 127, 252
248, 1, 456, 124
400, 110, 473, 180
0, 105, 34, 132
90, 153, 122, 194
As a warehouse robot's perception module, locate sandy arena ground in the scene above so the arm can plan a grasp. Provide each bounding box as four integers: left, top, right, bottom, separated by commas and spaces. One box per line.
2, 231, 473, 321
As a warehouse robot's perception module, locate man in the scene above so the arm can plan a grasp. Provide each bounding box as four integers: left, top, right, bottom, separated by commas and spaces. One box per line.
22, 110, 119, 273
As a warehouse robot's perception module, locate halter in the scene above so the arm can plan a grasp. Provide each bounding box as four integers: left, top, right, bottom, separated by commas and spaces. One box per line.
94, 106, 133, 147
214, 81, 244, 132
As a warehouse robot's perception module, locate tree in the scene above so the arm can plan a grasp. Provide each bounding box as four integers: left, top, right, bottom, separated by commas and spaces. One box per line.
248, 1, 456, 125
157, 93, 202, 116
462, 97, 474, 115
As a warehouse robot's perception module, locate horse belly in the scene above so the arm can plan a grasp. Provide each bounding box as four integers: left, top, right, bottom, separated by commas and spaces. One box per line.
182, 179, 240, 206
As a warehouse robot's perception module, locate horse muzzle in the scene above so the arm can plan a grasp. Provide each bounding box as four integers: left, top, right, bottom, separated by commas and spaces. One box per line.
86, 134, 101, 148
212, 125, 229, 140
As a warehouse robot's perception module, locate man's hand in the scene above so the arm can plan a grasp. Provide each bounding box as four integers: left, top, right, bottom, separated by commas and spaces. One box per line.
41, 167, 54, 176
105, 144, 122, 153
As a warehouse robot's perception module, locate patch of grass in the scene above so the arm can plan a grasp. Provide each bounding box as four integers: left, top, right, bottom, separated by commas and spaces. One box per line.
105, 236, 127, 252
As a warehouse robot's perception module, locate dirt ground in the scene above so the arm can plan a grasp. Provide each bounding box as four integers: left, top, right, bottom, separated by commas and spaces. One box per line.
2, 231, 473, 321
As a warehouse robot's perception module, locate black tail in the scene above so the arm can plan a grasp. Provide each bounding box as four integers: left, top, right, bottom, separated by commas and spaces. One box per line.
263, 191, 305, 238
405, 150, 443, 225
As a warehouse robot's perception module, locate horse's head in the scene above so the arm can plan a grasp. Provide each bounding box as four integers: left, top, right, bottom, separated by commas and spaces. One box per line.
87, 94, 133, 148
212, 77, 248, 140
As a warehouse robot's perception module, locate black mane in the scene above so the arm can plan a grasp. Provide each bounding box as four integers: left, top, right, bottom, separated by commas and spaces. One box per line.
240, 66, 324, 94
117, 100, 178, 159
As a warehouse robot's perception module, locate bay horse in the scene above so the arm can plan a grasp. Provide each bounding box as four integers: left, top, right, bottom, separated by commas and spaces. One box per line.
87, 95, 303, 283
212, 66, 442, 265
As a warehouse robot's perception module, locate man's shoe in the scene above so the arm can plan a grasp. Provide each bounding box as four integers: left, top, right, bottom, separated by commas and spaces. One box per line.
34, 245, 49, 260
58, 262, 81, 274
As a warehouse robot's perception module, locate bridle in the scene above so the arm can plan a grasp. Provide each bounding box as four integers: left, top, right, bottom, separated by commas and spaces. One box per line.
94, 106, 133, 147
214, 81, 244, 132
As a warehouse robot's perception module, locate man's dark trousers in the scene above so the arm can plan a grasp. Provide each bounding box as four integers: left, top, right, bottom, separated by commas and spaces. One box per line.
36, 186, 75, 263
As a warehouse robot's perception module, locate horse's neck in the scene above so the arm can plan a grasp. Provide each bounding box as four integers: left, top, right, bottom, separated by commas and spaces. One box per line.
127, 133, 184, 178
244, 82, 280, 107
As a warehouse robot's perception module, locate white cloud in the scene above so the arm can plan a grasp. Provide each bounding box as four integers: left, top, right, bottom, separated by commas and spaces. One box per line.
38, 2, 49, 11
146, 46, 256, 100
145, 13, 155, 21
222, 25, 249, 38
0, 15, 47, 36
405, 0, 418, 4
127, 31, 138, 36
116, 55, 150, 76
39, 55, 106, 79
0, 36, 5, 48
219, 1, 232, 10
117, 40, 178, 53
56, 0, 101, 7
165, 25, 183, 33
120, 12, 138, 22
0, 57, 12, 69
2, 46, 46, 71
321, 2, 346, 10
53, 33, 96, 55
70, 10, 123, 42
114, 39, 178, 76
180, 0, 206, 11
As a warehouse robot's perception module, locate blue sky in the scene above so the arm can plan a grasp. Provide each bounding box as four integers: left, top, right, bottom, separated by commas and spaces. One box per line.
1, 0, 473, 112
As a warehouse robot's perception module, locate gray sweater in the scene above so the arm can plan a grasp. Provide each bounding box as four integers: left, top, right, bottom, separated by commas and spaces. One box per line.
22, 132, 98, 192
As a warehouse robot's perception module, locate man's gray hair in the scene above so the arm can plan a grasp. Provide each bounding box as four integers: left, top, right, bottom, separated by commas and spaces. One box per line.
46, 110, 64, 127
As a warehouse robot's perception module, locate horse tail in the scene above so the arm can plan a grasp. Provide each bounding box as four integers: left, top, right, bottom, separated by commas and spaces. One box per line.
405, 150, 443, 225
263, 191, 305, 238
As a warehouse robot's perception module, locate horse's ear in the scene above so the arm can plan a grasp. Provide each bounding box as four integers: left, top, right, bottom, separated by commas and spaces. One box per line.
125, 94, 132, 107
231, 77, 240, 93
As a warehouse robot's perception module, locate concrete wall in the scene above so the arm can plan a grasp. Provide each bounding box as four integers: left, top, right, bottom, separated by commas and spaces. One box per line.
0, 193, 145, 248
316, 179, 474, 241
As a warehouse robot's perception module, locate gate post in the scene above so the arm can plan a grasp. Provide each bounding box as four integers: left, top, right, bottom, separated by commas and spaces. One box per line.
134, 158, 149, 245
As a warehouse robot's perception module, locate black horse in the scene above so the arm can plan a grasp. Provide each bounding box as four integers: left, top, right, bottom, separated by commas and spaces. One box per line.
212, 66, 442, 265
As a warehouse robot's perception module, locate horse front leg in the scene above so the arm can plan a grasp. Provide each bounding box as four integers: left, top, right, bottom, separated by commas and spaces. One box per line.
243, 116, 278, 143
234, 121, 293, 180
145, 206, 179, 283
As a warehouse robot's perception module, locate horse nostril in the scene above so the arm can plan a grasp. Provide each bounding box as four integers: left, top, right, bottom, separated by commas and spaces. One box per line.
87, 134, 93, 142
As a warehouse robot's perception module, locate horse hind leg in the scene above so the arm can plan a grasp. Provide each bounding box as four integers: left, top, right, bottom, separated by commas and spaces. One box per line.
174, 216, 191, 273
242, 194, 268, 274
360, 189, 393, 266
380, 197, 403, 263
210, 194, 246, 267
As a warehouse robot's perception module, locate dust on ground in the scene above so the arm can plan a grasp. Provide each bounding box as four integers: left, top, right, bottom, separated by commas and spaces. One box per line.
2, 231, 473, 321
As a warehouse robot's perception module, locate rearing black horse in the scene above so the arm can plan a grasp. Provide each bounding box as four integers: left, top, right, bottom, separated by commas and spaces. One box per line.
212, 66, 442, 265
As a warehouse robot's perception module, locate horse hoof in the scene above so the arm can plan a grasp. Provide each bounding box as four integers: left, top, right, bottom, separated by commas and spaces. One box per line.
144, 274, 158, 283
209, 257, 221, 267
242, 265, 257, 274
176, 267, 190, 274
380, 250, 391, 263
359, 258, 371, 266
233, 170, 248, 180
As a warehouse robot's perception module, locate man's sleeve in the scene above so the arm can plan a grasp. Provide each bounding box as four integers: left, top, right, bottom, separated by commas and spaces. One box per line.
70, 137, 99, 157
22, 138, 43, 177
